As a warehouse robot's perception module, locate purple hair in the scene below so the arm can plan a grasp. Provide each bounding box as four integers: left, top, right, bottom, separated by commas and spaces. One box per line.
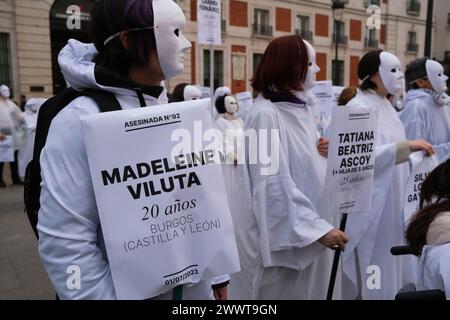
90, 0, 157, 73
121, 0, 156, 66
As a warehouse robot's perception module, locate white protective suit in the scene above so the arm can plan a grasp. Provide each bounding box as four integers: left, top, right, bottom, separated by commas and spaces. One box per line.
228, 95, 337, 300
417, 244, 450, 299
0, 98, 26, 151
400, 89, 450, 162
214, 114, 245, 219
18, 98, 46, 178
342, 90, 412, 300
37, 39, 219, 300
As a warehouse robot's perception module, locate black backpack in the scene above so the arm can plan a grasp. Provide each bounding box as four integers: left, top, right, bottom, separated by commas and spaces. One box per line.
24, 88, 122, 238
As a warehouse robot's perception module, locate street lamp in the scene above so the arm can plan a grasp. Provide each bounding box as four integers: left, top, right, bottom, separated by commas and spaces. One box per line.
332, 0, 345, 86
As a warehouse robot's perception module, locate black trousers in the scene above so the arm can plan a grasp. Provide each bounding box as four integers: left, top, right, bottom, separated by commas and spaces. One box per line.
0, 150, 21, 183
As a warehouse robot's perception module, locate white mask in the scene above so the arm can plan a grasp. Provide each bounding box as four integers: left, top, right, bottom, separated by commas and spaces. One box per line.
303, 40, 321, 92
379, 52, 404, 95
183, 85, 202, 101
426, 60, 449, 95
0, 85, 11, 99
153, 0, 192, 80
225, 96, 238, 114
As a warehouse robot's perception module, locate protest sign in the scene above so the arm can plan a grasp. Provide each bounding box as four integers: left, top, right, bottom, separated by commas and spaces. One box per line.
0, 135, 14, 162
81, 99, 240, 299
197, 0, 222, 46
403, 153, 439, 224
312, 81, 335, 135
324, 105, 378, 215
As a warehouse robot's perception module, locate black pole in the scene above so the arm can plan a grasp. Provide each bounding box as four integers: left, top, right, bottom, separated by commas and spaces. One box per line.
424, 0, 434, 57
326, 213, 348, 300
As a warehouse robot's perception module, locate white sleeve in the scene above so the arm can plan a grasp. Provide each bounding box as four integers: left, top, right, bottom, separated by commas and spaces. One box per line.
37, 98, 116, 300
247, 110, 333, 254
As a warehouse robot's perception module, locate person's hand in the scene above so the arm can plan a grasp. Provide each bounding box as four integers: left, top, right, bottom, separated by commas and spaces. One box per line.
213, 286, 228, 300
408, 140, 434, 157
317, 137, 329, 158
0, 133, 5, 142
319, 229, 349, 251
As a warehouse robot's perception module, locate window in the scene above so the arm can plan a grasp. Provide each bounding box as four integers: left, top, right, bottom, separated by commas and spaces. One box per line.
203, 50, 224, 90
0, 33, 11, 88
363, 0, 381, 8
407, 31, 418, 52
295, 15, 313, 41
253, 53, 263, 74
253, 9, 272, 37
406, 0, 421, 16
333, 21, 348, 45
332, 60, 345, 86
364, 28, 378, 48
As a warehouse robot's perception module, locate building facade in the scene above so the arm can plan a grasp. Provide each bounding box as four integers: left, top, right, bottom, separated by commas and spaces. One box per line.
0, 0, 438, 99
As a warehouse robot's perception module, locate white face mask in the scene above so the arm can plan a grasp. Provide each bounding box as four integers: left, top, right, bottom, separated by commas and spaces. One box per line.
183, 85, 202, 101
0, 85, 11, 99
153, 0, 192, 80
426, 60, 449, 95
379, 52, 404, 95
303, 40, 321, 92
225, 96, 238, 114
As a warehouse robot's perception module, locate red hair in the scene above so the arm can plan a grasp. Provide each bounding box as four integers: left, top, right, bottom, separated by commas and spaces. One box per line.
251, 35, 309, 99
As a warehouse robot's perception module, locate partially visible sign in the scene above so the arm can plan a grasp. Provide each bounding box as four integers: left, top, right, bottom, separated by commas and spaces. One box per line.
197, 0, 222, 46
404, 153, 439, 224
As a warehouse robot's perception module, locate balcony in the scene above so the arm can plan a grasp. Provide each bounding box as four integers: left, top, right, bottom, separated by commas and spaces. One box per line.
295, 29, 313, 42
252, 24, 273, 38
406, 0, 421, 16
363, 0, 381, 8
364, 37, 379, 49
406, 42, 419, 53
332, 34, 348, 45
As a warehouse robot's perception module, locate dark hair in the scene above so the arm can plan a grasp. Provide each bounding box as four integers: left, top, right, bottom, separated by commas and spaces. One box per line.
406, 159, 450, 256
405, 57, 428, 91
215, 94, 229, 114
89, 0, 157, 76
172, 83, 189, 102
252, 35, 309, 99
338, 87, 357, 106
358, 50, 383, 91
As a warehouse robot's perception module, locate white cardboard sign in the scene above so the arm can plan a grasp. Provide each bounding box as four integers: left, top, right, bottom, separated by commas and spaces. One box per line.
197, 0, 222, 46
324, 106, 378, 215
81, 99, 240, 300
404, 153, 439, 224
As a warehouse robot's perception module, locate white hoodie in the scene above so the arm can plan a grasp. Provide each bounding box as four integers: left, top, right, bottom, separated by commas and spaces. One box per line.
37, 40, 217, 300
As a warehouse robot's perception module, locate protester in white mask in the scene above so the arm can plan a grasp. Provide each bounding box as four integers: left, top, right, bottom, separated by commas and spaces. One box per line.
229, 35, 349, 300
0, 84, 26, 187
406, 160, 450, 299
38, 0, 228, 300
400, 58, 450, 162
172, 83, 202, 102
214, 94, 245, 231
341, 50, 434, 300
18, 98, 46, 179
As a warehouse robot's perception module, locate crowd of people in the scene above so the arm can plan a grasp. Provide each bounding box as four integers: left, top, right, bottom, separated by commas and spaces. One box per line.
2, 0, 449, 300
